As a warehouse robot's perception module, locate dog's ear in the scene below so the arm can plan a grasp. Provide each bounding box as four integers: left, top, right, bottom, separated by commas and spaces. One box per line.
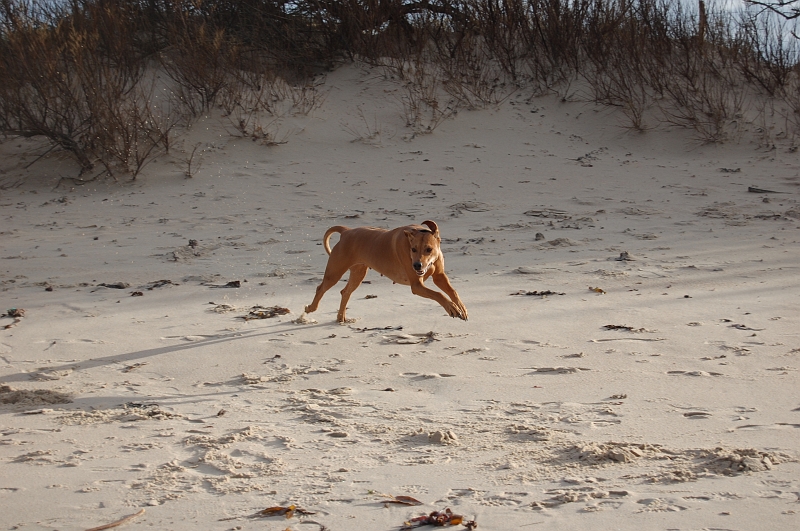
421, 220, 440, 240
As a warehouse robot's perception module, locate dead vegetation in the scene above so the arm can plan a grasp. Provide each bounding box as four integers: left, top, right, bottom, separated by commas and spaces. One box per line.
1, 0, 800, 179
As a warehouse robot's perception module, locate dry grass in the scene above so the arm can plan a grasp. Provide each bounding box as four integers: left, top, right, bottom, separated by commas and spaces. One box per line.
2, 0, 800, 179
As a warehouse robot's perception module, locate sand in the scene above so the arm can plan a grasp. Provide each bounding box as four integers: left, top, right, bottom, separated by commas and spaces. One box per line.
1, 63, 799, 530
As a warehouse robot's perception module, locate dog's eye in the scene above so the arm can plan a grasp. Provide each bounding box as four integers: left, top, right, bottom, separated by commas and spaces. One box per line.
425, 247, 432, 253
411, 248, 417, 253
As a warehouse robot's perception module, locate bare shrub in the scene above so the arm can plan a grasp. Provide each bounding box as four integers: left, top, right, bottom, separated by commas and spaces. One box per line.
519, 0, 587, 95
659, 71, 749, 143
386, 57, 456, 134
440, 40, 515, 109
0, 0, 186, 177
180, 143, 204, 178
737, 8, 800, 96
342, 105, 392, 145
159, 15, 237, 116
219, 68, 323, 145
4, 0, 800, 184
779, 73, 800, 143
745, 0, 800, 21
287, 79, 328, 115
219, 70, 274, 138
95, 78, 184, 177
655, 3, 750, 142
581, 1, 655, 130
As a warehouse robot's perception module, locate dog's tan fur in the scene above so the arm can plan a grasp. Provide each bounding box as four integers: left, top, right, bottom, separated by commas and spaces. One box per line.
304, 220, 467, 323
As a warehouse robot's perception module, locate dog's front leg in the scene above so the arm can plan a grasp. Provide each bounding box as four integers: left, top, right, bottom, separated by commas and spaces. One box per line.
431, 272, 468, 320
409, 279, 468, 320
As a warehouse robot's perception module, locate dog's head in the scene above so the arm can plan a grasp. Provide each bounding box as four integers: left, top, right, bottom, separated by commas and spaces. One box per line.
404, 220, 441, 277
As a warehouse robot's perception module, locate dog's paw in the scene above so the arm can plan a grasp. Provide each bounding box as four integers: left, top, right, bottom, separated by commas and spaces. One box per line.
445, 303, 468, 321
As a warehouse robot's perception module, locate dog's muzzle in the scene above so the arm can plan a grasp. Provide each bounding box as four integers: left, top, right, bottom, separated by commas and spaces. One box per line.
413, 261, 427, 276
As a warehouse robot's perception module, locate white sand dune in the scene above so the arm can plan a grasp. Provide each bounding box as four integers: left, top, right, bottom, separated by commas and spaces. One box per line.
1, 63, 798, 530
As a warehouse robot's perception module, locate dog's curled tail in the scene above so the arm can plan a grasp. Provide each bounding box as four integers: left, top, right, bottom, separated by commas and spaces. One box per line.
323, 226, 347, 255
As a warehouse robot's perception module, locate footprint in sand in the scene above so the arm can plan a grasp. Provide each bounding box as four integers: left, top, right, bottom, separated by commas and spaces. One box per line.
532, 487, 628, 509
401, 372, 457, 380
524, 366, 590, 374
582, 500, 625, 512
635, 498, 688, 512
667, 370, 723, 377
29, 367, 73, 381
11, 449, 60, 465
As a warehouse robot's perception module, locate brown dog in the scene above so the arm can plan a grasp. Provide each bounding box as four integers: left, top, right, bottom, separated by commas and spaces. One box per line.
303, 220, 467, 323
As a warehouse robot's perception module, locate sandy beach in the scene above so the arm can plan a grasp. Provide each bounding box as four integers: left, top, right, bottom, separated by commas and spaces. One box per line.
1, 62, 799, 530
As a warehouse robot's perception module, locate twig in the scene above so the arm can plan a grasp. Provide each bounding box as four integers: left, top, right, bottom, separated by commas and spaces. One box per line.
24, 143, 57, 169
748, 186, 786, 194
85, 508, 145, 531
590, 337, 666, 342
184, 143, 202, 178
55, 168, 107, 190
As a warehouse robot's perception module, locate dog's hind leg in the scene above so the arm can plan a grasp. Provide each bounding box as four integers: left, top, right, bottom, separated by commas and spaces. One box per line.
304, 259, 350, 316
337, 264, 368, 323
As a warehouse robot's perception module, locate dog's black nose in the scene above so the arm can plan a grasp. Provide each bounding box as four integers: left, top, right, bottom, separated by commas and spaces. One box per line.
413, 261, 422, 271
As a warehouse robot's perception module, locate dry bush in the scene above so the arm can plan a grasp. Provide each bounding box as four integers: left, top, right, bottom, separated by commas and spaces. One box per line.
94, 78, 184, 177
180, 143, 205, 178
737, 10, 800, 96
517, 0, 587, 95
219, 67, 324, 144
219, 73, 272, 138
0, 1, 329, 178
288, 80, 328, 115
159, 14, 237, 116
383, 56, 456, 134
659, 70, 749, 143
778, 73, 800, 144
0, 0, 185, 177
653, 3, 750, 142
141, 0, 337, 76
581, 1, 656, 130
437, 32, 516, 109
4, 0, 800, 183
0, 21, 98, 171
574, 0, 790, 141
442, 53, 513, 109
341, 105, 391, 145
466, 0, 528, 81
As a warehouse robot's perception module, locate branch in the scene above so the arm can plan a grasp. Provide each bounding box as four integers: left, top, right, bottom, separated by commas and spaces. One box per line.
745, 0, 800, 20
85, 509, 146, 531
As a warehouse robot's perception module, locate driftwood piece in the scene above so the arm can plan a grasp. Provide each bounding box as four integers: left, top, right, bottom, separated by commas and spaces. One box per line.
85, 508, 145, 531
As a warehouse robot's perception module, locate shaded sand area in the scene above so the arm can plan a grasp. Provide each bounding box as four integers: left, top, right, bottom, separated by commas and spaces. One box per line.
1, 64, 799, 530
